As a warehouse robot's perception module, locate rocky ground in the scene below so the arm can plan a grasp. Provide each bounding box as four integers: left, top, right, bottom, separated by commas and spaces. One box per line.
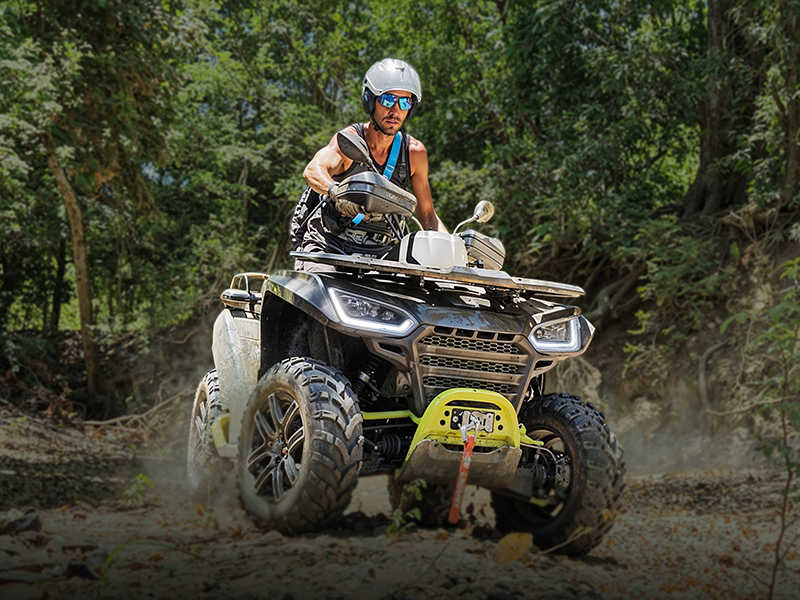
1, 406, 799, 600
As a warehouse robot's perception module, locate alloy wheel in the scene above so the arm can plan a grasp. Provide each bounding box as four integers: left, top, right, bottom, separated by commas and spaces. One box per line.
522, 427, 572, 522
246, 391, 305, 502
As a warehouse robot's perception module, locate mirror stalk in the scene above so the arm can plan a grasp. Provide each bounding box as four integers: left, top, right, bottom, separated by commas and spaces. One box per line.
453, 217, 475, 235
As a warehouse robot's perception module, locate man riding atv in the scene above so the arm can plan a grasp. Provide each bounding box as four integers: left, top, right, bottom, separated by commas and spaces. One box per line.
291, 58, 447, 273
189, 57, 626, 558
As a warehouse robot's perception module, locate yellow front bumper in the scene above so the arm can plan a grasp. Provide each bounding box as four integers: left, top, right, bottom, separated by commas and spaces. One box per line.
394, 388, 540, 487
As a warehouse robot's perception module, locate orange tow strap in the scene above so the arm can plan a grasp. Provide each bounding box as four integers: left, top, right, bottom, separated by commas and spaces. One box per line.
448, 430, 476, 524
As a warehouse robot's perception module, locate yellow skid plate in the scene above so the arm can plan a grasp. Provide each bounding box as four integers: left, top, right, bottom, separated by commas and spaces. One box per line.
407, 388, 523, 459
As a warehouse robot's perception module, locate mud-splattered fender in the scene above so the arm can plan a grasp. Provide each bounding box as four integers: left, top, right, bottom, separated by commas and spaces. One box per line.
212, 310, 260, 452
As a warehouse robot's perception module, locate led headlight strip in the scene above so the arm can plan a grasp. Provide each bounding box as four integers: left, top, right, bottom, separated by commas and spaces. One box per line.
528, 316, 582, 353
330, 288, 417, 336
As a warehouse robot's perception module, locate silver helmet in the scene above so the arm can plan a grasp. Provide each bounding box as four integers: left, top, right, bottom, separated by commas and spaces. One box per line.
361, 58, 422, 118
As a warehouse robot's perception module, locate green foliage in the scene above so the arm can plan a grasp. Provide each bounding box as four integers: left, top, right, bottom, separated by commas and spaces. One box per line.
372, 0, 717, 335
0, 0, 201, 338
636, 217, 729, 330
0, 331, 54, 375
730, 0, 800, 208
0, 26, 69, 332
491, 0, 704, 266
121, 473, 155, 507
722, 257, 800, 598
8, 416, 28, 435
386, 478, 427, 535
1, 0, 194, 203
1, 0, 800, 398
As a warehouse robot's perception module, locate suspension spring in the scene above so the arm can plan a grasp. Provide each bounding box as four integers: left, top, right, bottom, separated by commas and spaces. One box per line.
351, 355, 384, 399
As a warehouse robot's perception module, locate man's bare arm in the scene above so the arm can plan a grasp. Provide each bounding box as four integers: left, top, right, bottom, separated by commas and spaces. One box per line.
303, 133, 352, 195
409, 138, 447, 232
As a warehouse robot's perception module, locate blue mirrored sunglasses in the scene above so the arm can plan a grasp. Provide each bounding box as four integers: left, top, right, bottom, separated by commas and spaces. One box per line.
377, 93, 413, 111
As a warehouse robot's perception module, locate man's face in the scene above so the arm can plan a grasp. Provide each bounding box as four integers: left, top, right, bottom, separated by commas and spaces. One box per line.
373, 89, 412, 135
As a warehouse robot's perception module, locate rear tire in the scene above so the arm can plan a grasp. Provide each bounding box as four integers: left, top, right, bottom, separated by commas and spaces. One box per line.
187, 370, 224, 503
237, 357, 363, 534
491, 393, 625, 556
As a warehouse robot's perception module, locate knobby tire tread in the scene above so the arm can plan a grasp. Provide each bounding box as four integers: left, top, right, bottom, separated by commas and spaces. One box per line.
238, 357, 363, 535
187, 369, 224, 503
491, 393, 626, 556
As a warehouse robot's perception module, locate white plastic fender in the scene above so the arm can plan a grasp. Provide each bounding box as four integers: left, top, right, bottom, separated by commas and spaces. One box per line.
211, 310, 261, 454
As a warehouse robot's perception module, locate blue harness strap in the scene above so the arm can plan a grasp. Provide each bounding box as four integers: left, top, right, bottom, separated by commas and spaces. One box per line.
382, 133, 402, 180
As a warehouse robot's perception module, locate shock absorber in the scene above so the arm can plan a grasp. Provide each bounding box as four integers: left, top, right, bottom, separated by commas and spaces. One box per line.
351, 355, 383, 400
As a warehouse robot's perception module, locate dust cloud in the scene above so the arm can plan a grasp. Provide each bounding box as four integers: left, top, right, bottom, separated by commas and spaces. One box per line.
551, 357, 765, 475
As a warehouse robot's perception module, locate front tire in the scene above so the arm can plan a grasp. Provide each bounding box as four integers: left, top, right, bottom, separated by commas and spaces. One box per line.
237, 357, 363, 534
187, 370, 224, 503
491, 393, 625, 556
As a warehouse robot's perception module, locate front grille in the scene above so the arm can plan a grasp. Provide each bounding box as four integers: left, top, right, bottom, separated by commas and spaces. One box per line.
420, 355, 521, 374
415, 327, 532, 406
420, 336, 521, 355
423, 376, 513, 395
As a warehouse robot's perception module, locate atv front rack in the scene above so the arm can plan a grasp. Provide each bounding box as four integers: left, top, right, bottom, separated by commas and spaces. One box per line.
289, 251, 584, 298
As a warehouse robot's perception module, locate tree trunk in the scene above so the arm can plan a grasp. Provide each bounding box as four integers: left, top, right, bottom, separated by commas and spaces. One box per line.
783, 62, 800, 206
682, 0, 753, 217
42, 133, 103, 401
0, 252, 22, 333
239, 159, 249, 239
49, 236, 67, 334
781, 11, 800, 206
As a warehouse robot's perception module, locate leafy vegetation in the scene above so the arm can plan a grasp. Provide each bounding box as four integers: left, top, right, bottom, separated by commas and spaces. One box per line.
386, 478, 427, 535
121, 472, 156, 508
1, 0, 800, 408
721, 258, 800, 599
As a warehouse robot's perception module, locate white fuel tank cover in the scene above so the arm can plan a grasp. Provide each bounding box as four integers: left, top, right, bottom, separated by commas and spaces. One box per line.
398, 231, 468, 269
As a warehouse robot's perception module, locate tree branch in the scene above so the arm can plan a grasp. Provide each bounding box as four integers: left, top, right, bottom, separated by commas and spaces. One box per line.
585, 264, 645, 323
705, 399, 786, 417
84, 388, 192, 427
699, 339, 729, 413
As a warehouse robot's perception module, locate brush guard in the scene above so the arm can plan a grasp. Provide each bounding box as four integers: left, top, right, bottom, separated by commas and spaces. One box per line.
394, 388, 524, 487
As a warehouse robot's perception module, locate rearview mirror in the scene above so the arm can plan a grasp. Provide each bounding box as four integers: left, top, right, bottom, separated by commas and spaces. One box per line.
453, 200, 495, 234
472, 201, 495, 223
337, 130, 374, 170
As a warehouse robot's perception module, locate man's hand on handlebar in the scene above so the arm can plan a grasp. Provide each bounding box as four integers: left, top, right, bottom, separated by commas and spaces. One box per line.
328, 182, 370, 221
336, 198, 363, 219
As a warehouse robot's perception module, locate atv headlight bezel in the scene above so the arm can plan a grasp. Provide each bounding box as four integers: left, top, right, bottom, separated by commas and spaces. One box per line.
330, 289, 417, 336
528, 316, 582, 354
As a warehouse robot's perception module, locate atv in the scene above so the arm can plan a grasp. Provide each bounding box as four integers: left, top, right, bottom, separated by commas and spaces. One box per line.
187, 131, 625, 556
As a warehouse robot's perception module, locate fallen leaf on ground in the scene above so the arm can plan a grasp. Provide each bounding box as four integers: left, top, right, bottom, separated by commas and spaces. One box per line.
496, 532, 532, 566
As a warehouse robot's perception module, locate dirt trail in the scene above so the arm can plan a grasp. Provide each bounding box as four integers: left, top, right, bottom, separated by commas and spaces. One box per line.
1, 408, 799, 600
